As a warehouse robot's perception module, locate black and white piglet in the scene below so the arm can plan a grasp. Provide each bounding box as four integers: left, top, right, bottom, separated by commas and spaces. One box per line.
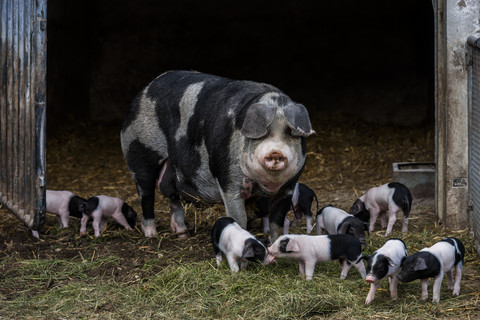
361, 238, 408, 305
31, 190, 87, 238
316, 205, 369, 248
211, 217, 274, 273
396, 237, 465, 303
80, 195, 137, 238
349, 182, 412, 236
267, 233, 366, 280
254, 182, 318, 235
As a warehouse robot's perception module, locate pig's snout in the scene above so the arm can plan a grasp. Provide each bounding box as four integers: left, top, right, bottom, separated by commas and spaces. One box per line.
264, 152, 288, 171
365, 274, 376, 283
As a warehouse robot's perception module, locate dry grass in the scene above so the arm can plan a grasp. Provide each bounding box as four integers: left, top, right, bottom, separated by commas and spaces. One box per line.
1, 112, 479, 319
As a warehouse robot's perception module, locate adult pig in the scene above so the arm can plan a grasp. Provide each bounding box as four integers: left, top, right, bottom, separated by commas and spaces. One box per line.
361, 238, 407, 305
121, 71, 315, 239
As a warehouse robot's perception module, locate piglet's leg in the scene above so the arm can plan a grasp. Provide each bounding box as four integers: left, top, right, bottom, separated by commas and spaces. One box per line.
298, 261, 306, 278
385, 211, 397, 236
58, 209, 69, 229
262, 217, 270, 234
283, 218, 290, 235
112, 212, 133, 231
304, 260, 316, 280
92, 217, 101, 238
389, 275, 399, 300
368, 207, 380, 233
401, 215, 409, 233
305, 216, 313, 234
80, 214, 89, 235
354, 260, 366, 279
446, 270, 454, 290
365, 281, 380, 305
170, 198, 188, 238
432, 271, 444, 303
420, 278, 429, 301
453, 263, 463, 296
226, 254, 240, 273
340, 260, 352, 280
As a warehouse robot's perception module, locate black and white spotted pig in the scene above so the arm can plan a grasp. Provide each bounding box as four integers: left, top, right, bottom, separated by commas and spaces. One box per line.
211, 217, 274, 273
316, 205, 369, 248
267, 233, 366, 280
349, 182, 412, 236
361, 238, 408, 305
80, 195, 137, 238
121, 70, 315, 240
396, 237, 465, 303
253, 182, 318, 235
31, 190, 87, 238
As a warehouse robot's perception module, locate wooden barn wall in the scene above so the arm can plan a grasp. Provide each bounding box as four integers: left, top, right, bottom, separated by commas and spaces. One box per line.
0, 0, 47, 229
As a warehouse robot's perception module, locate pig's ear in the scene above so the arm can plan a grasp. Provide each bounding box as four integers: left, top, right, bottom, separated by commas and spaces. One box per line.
337, 221, 350, 234
349, 199, 363, 215
386, 257, 396, 267
284, 104, 315, 137
241, 103, 277, 139
285, 238, 300, 252
242, 242, 256, 258
413, 258, 428, 271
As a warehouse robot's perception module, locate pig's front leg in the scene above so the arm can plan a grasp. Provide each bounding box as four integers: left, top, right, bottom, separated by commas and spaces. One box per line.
453, 263, 463, 296
389, 275, 399, 300
298, 260, 306, 277
170, 198, 188, 237
340, 260, 353, 280
226, 253, 240, 273
220, 188, 248, 229
420, 278, 429, 301
401, 215, 409, 233
283, 218, 290, 235
385, 210, 397, 236
368, 207, 380, 233
354, 260, 366, 279
305, 216, 313, 234
304, 260, 316, 280
446, 269, 454, 290
80, 214, 89, 235
262, 217, 270, 234
365, 281, 380, 305
57, 208, 69, 229
432, 271, 444, 303
92, 216, 102, 238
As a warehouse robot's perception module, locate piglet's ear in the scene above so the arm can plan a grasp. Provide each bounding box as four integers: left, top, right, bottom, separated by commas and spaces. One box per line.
285, 238, 300, 252
349, 199, 363, 215
242, 242, 255, 258
414, 258, 428, 271
337, 221, 350, 234
386, 257, 396, 267
241, 103, 277, 139
284, 103, 315, 137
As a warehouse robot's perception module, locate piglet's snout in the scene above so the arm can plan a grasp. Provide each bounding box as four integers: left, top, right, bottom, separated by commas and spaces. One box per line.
365, 274, 376, 283
264, 152, 288, 171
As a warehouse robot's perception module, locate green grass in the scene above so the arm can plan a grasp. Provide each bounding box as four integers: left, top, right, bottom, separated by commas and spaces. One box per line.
1, 231, 479, 320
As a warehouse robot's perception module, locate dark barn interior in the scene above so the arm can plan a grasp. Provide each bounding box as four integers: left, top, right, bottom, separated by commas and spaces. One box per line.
46, 0, 434, 131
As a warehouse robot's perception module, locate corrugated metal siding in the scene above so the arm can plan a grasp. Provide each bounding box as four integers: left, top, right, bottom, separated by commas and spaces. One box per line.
468, 36, 480, 256
0, 0, 47, 230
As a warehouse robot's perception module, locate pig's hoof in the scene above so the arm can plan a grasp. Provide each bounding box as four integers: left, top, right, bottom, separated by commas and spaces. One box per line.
141, 219, 157, 237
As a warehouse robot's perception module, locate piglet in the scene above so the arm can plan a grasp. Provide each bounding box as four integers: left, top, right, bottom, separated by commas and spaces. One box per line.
361, 238, 408, 305
31, 190, 87, 238
316, 205, 369, 249
396, 237, 465, 303
80, 195, 137, 238
268, 233, 366, 280
349, 182, 412, 236
211, 217, 274, 273
255, 182, 318, 235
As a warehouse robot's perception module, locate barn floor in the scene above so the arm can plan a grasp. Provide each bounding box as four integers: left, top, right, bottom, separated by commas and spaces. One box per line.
0, 112, 478, 318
